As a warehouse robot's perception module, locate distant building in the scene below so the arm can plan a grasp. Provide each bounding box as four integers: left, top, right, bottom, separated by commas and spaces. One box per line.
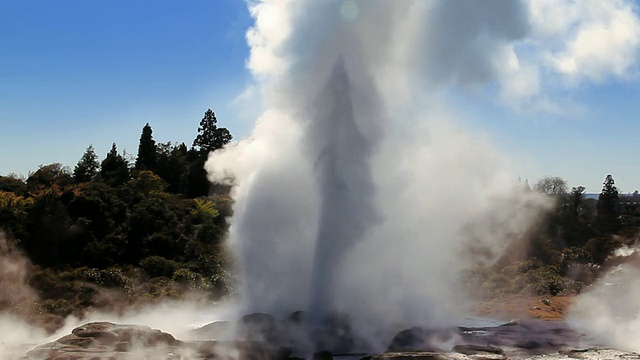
618, 192, 640, 216
612, 192, 640, 225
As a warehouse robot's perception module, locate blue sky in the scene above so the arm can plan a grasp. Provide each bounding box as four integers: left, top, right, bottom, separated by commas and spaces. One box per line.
1, 1, 640, 194
1, 0, 253, 175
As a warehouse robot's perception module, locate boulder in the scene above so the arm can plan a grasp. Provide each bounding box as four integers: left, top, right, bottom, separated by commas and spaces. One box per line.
188, 320, 232, 340
237, 312, 279, 343
25, 322, 180, 360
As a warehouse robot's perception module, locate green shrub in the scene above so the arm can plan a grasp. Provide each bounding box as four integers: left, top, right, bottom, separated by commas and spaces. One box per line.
80, 267, 132, 290
172, 268, 210, 291
146, 277, 178, 297
139, 256, 179, 278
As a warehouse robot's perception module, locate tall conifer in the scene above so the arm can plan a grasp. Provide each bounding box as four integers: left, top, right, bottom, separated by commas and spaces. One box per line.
135, 123, 157, 171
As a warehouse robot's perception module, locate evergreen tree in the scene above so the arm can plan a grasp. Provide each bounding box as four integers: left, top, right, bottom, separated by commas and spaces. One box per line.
73, 145, 100, 183
188, 109, 233, 197
597, 174, 620, 231
187, 151, 209, 198
135, 123, 157, 172
157, 142, 189, 195
169, 143, 190, 195
100, 143, 130, 187
570, 186, 586, 215
192, 109, 232, 154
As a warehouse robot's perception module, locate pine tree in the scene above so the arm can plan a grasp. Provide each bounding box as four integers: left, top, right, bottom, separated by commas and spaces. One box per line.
192, 109, 232, 154
597, 174, 620, 231
570, 186, 586, 215
135, 123, 157, 172
100, 143, 130, 187
74, 145, 100, 183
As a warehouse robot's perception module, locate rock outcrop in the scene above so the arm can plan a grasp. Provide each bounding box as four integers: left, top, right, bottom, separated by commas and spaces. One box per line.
19, 317, 640, 360
22, 321, 285, 360
25, 322, 180, 359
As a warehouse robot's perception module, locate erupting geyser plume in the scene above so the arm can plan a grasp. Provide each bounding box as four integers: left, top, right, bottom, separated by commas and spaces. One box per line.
306, 58, 381, 322
206, 0, 640, 350
209, 0, 539, 328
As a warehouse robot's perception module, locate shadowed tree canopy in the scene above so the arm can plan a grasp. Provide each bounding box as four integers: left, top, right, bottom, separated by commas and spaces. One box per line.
0, 174, 27, 195
156, 142, 189, 195
135, 123, 157, 172
192, 109, 232, 154
73, 145, 100, 183
27, 163, 73, 191
127, 170, 167, 196
100, 143, 130, 187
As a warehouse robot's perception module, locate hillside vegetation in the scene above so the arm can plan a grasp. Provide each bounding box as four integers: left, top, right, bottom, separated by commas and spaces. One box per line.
0, 110, 637, 329
0, 110, 233, 329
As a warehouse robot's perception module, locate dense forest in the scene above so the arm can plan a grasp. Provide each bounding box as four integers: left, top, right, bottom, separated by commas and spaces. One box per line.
0, 108, 638, 329
0, 109, 234, 328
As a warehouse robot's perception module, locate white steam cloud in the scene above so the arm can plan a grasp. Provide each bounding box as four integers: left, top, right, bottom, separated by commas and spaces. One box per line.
569, 263, 640, 352
206, 0, 640, 349
0, 233, 37, 306
508, 0, 640, 108
0, 233, 48, 358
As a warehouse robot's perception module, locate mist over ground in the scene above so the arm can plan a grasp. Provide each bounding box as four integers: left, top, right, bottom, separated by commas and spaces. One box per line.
569, 246, 640, 352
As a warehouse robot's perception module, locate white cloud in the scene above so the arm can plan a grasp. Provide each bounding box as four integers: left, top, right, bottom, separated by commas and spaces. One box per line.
476, 0, 640, 112
533, 0, 640, 83
526, 0, 640, 87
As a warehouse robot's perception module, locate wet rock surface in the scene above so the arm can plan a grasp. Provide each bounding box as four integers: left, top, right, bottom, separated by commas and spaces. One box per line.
20, 321, 284, 360
18, 316, 640, 359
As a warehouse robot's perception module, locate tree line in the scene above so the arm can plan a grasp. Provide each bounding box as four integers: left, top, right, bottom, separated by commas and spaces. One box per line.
0, 110, 637, 319
465, 173, 636, 298
0, 109, 234, 319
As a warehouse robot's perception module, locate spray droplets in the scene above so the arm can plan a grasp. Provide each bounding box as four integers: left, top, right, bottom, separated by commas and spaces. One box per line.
340, 1, 359, 21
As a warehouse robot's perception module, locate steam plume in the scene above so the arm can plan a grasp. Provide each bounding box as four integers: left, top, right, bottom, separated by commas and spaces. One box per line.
0, 233, 47, 357
569, 263, 640, 352
0, 233, 37, 307
206, 0, 640, 347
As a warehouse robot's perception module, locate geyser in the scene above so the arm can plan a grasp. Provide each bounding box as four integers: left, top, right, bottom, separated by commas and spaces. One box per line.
307, 58, 381, 323
207, 0, 546, 331
205, 0, 569, 349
